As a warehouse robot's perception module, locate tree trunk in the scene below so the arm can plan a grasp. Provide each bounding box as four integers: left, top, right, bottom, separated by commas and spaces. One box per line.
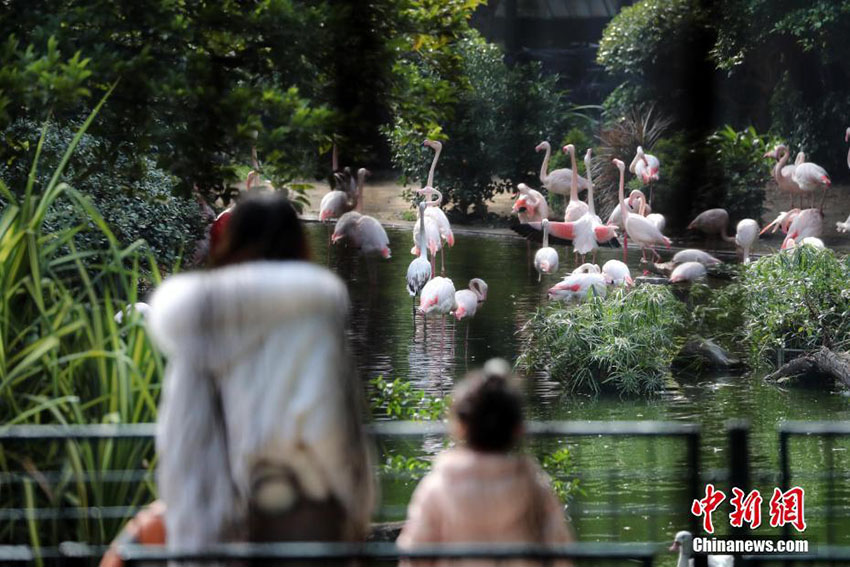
765, 347, 850, 389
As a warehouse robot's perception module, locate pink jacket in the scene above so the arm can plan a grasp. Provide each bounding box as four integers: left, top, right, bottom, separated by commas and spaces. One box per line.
397, 448, 573, 566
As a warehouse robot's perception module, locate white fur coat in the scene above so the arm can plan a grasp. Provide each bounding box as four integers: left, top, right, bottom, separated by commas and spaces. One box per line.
148, 261, 374, 550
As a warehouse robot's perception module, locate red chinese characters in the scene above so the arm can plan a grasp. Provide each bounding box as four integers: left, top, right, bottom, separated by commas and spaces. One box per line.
691, 484, 726, 534
769, 487, 807, 532
729, 487, 763, 529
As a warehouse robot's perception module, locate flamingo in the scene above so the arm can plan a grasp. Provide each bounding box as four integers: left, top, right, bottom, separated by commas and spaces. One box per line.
735, 219, 760, 264
687, 209, 736, 249
535, 140, 589, 196
669, 261, 707, 283
417, 186, 453, 274
629, 192, 665, 232
607, 189, 648, 260
561, 144, 589, 221
614, 158, 670, 262
601, 260, 633, 286
454, 278, 488, 321
534, 219, 559, 282
547, 272, 607, 301
671, 531, 733, 567
584, 149, 619, 253
332, 211, 391, 259
792, 159, 831, 209
419, 276, 456, 342
411, 206, 442, 276
629, 146, 660, 205
423, 139, 442, 187
761, 209, 799, 235
672, 249, 721, 266
764, 145, 803, 209
780, 208, 823, 250
407, 202, 432, 300
785, 236, 825, 250
513, 183, 549, 223
320, 167, 368, 220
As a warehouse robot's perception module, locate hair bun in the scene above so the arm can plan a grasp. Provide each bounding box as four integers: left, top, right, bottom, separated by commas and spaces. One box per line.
482, 358, 511, 381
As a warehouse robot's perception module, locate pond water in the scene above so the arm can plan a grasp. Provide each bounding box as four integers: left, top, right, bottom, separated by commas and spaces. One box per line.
307, 222, 850, 557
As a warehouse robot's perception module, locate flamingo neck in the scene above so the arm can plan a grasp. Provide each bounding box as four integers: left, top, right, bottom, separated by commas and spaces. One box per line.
332, 143, 338, 172
539, 144, 551, 184
618, 168, 627, 220
542, 223, 549, 248
585, 161, 595, 215
418, 207, 428, 260
427, 146, 441, 187
569, 149, 579, 202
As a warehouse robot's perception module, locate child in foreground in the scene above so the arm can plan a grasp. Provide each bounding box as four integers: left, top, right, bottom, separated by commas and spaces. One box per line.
397, 359, 574, 565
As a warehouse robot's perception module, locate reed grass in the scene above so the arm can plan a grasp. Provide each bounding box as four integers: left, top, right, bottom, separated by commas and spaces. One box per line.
0, 94, 164, 549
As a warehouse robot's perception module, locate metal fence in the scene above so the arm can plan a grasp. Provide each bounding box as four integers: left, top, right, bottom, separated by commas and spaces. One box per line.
2, 420, 850, 566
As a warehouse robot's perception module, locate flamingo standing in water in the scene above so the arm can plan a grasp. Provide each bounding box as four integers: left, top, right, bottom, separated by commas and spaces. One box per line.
735, 219, 760, 264
614, 159, 670, 262
411, 208, 442, 277
629, 192, 666, 232
513, 183, 549, 223
608, 189, 647, 260
601, 260, 633, 286
672, 249, 721, 266
547, 272, 607, 301
630, 146, 660, 205
687, 208, 736, 250
584, 149, 619, 256
535, 141, 589, 196
407, 202, 432, 302
454, 279, 488, 321
320, 167, 368, 221
419, 276, 456, 344
417, 187, 453, 274
332, 211, 391, 258
534, 219, 559, 281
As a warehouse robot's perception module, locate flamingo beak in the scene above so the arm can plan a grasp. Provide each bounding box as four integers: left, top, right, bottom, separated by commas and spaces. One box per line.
454, 308, 465, 320
759, 221, 777, 236
331, 233, 343, 243
670, 542, 680, 553
382, 247, 391, 259
763, 150, 776, 159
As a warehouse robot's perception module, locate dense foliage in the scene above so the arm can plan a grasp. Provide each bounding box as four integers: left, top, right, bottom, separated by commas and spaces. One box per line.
2, 120, 204, 267
518, 286, 686, 396
737, 246, 850, 368
599, 0, 850, 178
0, 110, 162, 544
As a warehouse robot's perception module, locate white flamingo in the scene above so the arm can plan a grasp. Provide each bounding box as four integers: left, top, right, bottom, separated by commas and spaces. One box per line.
780, 208, 823, 250
454, 278, 488, 321
547, 272, 607, 301
672, 249, 721, 266
411, 205, 442, 276
608, 189, 648, 260
571, 262, 600, 275
602, 260, 633, 286
735, 219, 760, 264
561, 144, 589, 221
614, 158, 670, 262
669, 262, 707, 283
417, 186, 453, 274
764, 145, 803, 209
534, 219, 559, 282
419, 276, 456, 341
332, 211, 391, 259
584, 149, 619, 251
630, 145, 660, 205
535, 140, 589, 196
513, 183, 549, 223
629, 191, 666, 232
407, 202, 432, 299
792, 159, 831, 209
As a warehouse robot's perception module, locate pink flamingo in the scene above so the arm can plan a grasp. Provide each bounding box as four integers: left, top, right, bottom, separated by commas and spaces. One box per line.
614, 158, 670, 262
454, 279, 488, 321
332, 211, 391, 259
548, 272, 607, 301
629, 146, 660, 205
629, 192, 665, 232
601, 259, 633, 286
513, 183, 549, 223
419, 276, 456, 343
320, 167, 368, 221
607, 189, 647, 261
687, 208, 735, 250
535, 141, 589, 196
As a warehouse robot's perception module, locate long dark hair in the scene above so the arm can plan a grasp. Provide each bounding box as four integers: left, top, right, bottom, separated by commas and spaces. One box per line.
211, 193, 309, 267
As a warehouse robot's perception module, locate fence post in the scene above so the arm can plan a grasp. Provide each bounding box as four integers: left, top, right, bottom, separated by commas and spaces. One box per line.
687, 430, 708, 567
727, 420, 750, 536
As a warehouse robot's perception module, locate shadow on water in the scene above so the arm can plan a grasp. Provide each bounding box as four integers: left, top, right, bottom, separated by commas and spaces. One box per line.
306, 222, 850, 549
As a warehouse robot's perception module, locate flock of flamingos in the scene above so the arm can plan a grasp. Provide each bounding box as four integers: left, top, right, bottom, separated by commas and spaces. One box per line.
317, 127, 850, 327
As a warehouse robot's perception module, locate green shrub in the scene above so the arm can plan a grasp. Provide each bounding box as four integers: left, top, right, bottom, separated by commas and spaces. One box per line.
2, 119, 204, 268
737, 246, 850, 368
518, 286, 686, 396
370, 376, 448, 421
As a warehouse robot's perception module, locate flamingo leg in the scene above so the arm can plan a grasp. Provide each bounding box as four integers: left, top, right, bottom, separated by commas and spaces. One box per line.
440, 247, 445, 276
821, 187, 828, 211
623, 235, 628, 263
431, 255, 436, 278
648, 183, 654, 208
